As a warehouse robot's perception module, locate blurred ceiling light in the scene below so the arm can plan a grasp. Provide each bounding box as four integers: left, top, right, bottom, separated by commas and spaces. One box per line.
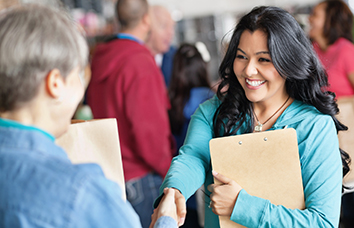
349, 0, 354, 11
171, 9, 183, 21
196, 41, 211, 62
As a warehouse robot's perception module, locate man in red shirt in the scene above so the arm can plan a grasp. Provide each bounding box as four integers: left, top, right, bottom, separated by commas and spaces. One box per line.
86, 0, 174, 227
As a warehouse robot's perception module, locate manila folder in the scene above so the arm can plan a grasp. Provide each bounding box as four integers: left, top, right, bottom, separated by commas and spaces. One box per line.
209, 128, 305, 228
56, 118, 126, 200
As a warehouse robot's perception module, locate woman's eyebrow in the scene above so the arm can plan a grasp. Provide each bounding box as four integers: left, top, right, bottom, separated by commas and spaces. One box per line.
256, 51, 270, 55
237, 48, 270, 55
237, 48, 246, 55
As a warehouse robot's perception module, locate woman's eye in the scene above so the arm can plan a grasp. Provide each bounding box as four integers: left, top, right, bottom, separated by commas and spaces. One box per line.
236, 55, 246, 60
259, 58, 271, 62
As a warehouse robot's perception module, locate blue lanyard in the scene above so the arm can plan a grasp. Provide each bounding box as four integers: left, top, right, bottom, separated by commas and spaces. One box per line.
116, 33, 143, 44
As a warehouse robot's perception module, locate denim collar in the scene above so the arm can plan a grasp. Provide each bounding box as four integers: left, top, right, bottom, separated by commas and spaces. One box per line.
0, 118, 55, 141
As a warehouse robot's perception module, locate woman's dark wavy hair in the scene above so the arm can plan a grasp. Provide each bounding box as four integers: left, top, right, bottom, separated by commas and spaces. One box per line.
322, 0, 353, 45
213, 6, 350, 189
169, 43, 211, 134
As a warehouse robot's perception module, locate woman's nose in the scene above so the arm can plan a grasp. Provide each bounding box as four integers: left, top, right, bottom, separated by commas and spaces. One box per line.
245, 61, 258, 77
308, 15, 313, 24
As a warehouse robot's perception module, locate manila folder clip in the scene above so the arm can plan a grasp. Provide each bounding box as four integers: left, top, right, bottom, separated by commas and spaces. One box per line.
209, 128, 305, 228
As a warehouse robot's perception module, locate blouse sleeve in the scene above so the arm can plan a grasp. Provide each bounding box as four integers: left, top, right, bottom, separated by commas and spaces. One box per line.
154, 97, 218, 206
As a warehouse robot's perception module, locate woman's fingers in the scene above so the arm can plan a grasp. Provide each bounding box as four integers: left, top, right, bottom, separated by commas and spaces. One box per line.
207, 171, 242, 217
212, 170, 233, 184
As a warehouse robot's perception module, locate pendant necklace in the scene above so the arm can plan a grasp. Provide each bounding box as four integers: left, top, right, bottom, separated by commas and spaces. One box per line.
253, 96, 290, 132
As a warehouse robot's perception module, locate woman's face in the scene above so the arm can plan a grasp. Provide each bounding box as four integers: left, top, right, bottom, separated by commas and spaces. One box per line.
309, 3, 326, 41
233, 29, 287, 105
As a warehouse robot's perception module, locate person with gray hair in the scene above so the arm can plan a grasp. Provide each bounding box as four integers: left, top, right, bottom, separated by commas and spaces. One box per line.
0, 4, 177, 228
145, 5, 176, 87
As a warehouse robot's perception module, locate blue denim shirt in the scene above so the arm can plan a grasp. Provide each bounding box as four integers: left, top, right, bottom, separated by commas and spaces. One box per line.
0, 118, 176, 228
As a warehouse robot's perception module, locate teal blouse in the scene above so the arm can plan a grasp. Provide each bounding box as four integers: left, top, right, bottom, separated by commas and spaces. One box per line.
157, 96, 342, 228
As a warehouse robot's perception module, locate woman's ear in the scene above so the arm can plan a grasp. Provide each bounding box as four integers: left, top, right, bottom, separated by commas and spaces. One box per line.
45, 69, 65, 100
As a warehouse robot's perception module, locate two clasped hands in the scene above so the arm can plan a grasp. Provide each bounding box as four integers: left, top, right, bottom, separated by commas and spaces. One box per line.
149, 171, 242, 227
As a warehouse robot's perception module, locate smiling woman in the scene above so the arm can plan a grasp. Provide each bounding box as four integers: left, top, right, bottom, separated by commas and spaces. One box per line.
233, 30, 291, 130
233, 30, 292, 132
151, 6, 351, 228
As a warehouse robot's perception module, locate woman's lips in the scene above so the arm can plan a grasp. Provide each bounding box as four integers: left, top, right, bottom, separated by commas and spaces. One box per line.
245, 78, 266, 89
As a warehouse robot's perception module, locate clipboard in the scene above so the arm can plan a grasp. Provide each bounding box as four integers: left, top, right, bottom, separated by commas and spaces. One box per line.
56, 119, 126, 200
209, 128, 305, 228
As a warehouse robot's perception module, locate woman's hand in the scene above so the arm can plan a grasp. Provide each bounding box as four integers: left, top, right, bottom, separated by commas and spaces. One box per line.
207, 171, 242, 216
149, 188, 186, 228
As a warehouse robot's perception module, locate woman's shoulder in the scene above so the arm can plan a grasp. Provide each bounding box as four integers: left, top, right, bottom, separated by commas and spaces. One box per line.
279, 101, 337, 156
191, 95, 220, 122
292, 101, 335, 132
336, 37, 353, 45
277, 100, 333, 128
334, 38, 354, 51
198, 94, 220, 111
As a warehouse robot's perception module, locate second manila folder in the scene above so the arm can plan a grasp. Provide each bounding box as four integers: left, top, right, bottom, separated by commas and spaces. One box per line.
209, 128, 305, 228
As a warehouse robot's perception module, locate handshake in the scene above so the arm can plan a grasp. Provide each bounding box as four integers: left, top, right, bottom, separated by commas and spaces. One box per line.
149, 188, 186, 228
149, 171, 242, 228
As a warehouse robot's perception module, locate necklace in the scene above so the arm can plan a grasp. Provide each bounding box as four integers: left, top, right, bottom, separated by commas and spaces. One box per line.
254, 96, 290, 132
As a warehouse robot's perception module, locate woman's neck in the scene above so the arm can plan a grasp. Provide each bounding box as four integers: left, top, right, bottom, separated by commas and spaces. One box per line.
0, 100, 59, 137
1, 104, 44, 128
314, 36, 329, 51
252, 95, 293, 132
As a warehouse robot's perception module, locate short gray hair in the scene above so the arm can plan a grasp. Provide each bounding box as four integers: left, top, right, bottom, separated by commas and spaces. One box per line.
0, 4, 88, 112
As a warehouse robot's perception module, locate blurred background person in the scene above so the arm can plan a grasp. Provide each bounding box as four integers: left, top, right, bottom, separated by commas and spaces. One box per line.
168, 43, 214, 228
146, 5, 176, 87
309, 2, 354, 227
309, 1, 354, 227
309, 0, 354, 98
169, 43, 214, 152
86, 0, 174, 227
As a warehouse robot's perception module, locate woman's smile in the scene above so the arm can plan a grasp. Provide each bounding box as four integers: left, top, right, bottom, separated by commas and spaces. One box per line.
245, 78, 266, 89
